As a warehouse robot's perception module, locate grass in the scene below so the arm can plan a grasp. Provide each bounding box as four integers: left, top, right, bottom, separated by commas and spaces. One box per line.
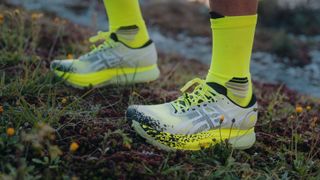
1, 6, 320, 180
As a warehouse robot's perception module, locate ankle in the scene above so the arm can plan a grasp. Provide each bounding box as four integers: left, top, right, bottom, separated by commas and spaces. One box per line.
226, 78, 252, 107
206, 74, 253, 107
113, 23, 150, 48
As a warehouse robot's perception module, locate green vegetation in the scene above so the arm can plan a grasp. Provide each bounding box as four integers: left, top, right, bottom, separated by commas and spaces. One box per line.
1, 6, 320, 179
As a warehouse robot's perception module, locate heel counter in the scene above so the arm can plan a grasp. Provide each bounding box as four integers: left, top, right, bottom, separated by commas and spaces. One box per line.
148, 42, 158, 65
137, 42, 158, 66
129, 42, 158, 67
240, 104, 258, 129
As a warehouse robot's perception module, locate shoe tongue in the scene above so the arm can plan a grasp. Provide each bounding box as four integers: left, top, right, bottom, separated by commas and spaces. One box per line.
79, 33, 118, 60
176, 83, 207, 107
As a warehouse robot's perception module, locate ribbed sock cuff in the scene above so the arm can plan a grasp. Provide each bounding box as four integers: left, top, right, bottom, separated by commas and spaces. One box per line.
210, 14, 258, 29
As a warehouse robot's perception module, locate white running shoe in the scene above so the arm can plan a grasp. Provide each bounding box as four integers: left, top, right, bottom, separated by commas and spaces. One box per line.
50, 33, 159, 89
126, 78, 258, 151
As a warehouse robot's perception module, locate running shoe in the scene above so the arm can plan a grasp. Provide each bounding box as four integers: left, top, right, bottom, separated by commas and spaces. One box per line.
126, 78, 258, 151
50, 32, 159, 89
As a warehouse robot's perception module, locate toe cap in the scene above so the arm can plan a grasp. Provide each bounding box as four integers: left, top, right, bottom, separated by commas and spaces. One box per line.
126, 105, 161, 128
126, 105, 139, 123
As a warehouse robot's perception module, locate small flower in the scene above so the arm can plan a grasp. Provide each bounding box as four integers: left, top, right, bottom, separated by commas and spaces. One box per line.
220, 115, 224, 123
31, 13, 43, 21
61, 98, 67, 104
295, 106, 303, 114
0, 106, 3, 114
0, 14, 4, 25
70, 142, 79, 152
6, 128, 15, 137
306, 105, 312, 111
67, 54, 74, 60
199, 142, 210, 149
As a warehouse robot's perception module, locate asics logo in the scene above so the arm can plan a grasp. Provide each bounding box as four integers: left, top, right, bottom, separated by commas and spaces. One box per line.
187, 107, 221, 134
84, 51, 125, 72
96, 52, 123, 68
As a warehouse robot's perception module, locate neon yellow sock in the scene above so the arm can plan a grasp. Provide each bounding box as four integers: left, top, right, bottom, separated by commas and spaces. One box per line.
206, 15, 257, 107
103, 0, 149, 48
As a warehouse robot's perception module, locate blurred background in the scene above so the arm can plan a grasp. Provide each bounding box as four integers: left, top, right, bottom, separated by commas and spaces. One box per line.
3, 0, 320, 97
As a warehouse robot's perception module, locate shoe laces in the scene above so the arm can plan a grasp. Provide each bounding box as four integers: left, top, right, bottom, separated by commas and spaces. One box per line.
86, 31, 117, 54
172, 78, 217, 113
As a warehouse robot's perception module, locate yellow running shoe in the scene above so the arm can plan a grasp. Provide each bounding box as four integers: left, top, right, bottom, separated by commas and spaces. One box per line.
126, 78, 258, 151
50, 32, 159, 89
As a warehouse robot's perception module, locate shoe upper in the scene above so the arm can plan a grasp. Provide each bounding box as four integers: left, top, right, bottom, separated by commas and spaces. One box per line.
127, 78, 258, 135
50, 33, 157, 74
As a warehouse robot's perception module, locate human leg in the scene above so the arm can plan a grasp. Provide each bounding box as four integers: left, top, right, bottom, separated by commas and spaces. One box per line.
50, 0, 159, 88
207, 0, 258, 107
126, 0, 259, 151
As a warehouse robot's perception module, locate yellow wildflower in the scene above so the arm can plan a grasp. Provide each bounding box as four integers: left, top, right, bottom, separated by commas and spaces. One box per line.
306, 105, 312, 111
67, 54, 74, 60
220, 114, 224, 123
6, 128, 15, 137
295, 106, 303, 114
70, 142, 79, 152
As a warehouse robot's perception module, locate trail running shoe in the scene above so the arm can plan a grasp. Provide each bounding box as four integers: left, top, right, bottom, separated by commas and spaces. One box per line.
50, 32, 159, 89
126, 78, 258, 151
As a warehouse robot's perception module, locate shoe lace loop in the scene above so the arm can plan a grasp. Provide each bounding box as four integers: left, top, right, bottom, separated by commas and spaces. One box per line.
89, 31, 111, 43
87, 31, 117, 54
172, 78, 216, 113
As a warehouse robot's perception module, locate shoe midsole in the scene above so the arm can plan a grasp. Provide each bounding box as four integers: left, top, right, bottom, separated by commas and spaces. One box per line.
132, 120, 256, 151
54, 64, 159, 87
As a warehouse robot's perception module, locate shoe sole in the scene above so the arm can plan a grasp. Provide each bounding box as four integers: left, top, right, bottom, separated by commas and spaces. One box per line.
131, 120, 256, 151
53, 64, 160, 89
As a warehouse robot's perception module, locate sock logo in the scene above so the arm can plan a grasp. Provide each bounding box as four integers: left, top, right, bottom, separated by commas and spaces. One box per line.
225, 77, 249, 98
